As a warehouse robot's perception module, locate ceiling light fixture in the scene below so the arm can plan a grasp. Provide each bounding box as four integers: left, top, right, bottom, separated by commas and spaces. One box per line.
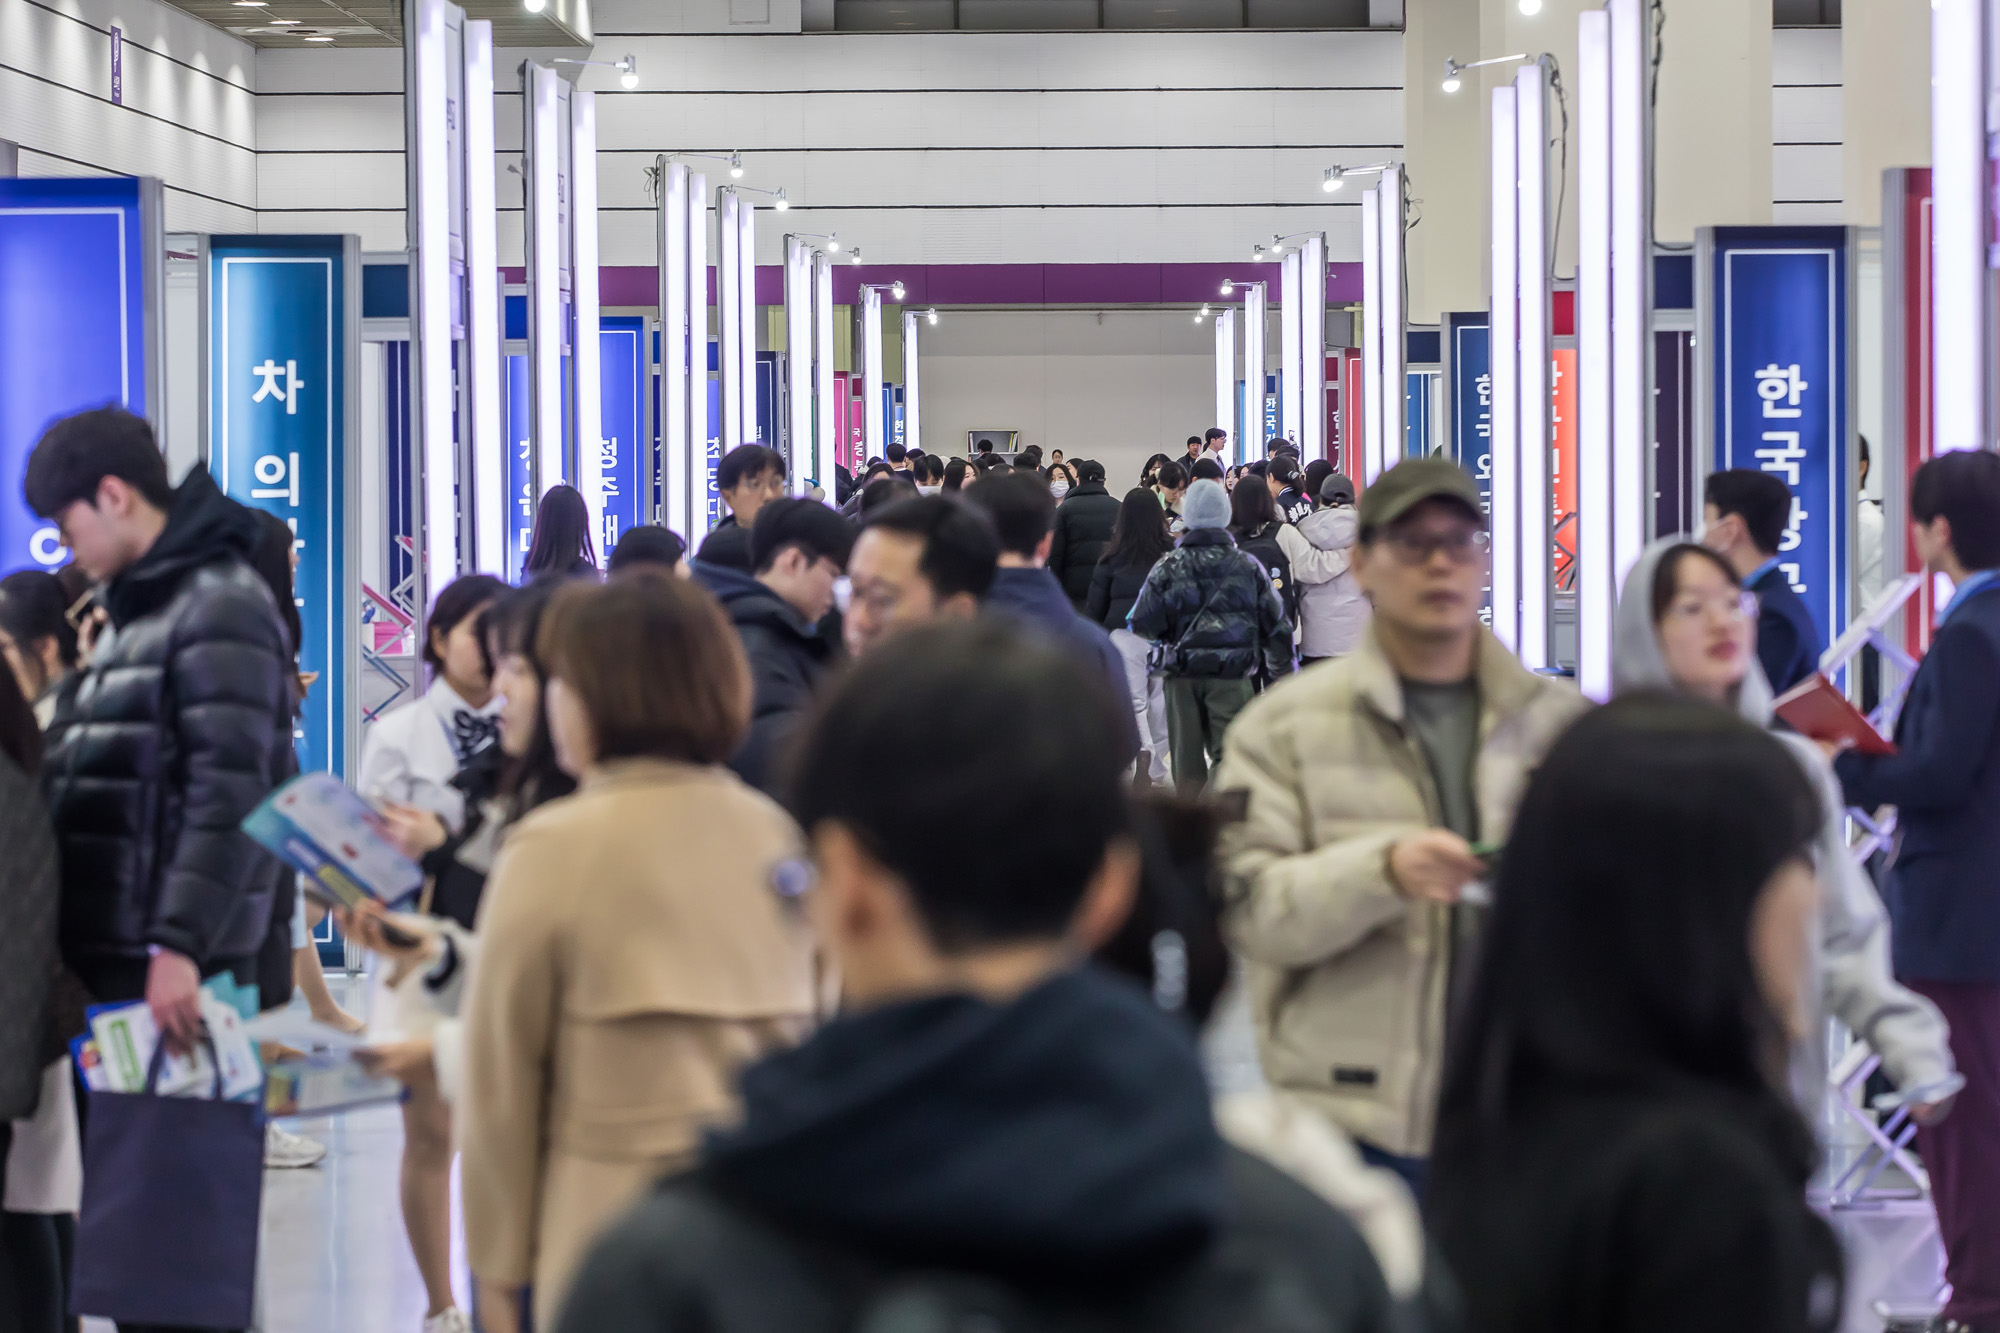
524, 0, 546, 13
891, 280, 905, 300
1439, 52, 1531, 93
773, 187, 789, 211
850, 247, 863, 265
730, 151, 744, 179
619, 55, 639, 89
305, 33, 333, 39
926, 307, 938, 325
1518, 0, 1542, 13
1442, 59, 1462, 93
270, 17, 299, 24
231, 2, 267, 7
1322, 166, 1344, 193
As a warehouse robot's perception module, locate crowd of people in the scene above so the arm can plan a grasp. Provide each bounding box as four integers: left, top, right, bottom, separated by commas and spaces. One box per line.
1, 401, 1999, 1333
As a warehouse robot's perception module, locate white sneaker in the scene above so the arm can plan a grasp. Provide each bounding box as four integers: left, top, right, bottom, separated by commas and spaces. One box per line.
423, 1308, 471, 1333
264, 1122, 328, 1169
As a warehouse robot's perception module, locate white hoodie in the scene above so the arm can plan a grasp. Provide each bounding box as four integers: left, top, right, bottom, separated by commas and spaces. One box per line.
1611, 538, 1953, 1102
1294, 506, 1369, 659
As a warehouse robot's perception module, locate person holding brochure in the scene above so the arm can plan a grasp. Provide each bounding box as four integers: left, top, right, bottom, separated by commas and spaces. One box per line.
460, 571, 823, 1333
1610, 539, 1953, 1116
1831, 450, 2000, 1333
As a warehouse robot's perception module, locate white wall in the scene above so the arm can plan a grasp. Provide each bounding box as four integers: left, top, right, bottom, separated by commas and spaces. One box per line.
917, 309, 1213, 487
254, 26, 1403, 266
1774, 27, 1841, 224
0, 0, 256, 232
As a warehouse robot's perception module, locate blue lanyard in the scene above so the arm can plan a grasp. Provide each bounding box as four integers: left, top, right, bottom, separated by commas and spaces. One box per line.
1940, 569, 2000, 625
1745, 556, 1784, 590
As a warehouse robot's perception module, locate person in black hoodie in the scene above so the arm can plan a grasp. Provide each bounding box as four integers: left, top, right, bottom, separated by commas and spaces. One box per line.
27, 407, 291, 1036
1088, 487, 1175, 785
555, 620, 1393, 1333
1047, 458, 1120, 608
1429, 696, 1843, 1333
692, 498, 855, 794
696, 445, 788, 571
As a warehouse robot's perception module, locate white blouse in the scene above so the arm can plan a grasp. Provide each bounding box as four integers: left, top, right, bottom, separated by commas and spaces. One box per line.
357, 679, 504, 831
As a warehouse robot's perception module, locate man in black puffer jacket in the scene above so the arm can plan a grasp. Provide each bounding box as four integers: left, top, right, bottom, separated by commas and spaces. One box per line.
27, 408, 291, 1041
1047, 459, 1121, 609
1129, 479, 1293, 791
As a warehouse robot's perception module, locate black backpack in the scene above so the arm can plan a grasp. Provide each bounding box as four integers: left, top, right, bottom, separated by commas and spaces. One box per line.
1235, 524, 1299, 628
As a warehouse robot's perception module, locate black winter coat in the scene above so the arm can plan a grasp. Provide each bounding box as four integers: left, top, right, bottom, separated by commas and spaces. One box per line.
0, 751, 58, 1120
1086, 555, 1159, 633
1128, 530, 1294, 682
1048, 482, 1121, 608
693, 561, 837, 795
45, 470, 292, 985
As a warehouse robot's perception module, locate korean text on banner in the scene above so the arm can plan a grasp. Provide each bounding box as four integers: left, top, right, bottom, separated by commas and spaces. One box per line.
598, 317, 645, 552
1449, 314, 1494, 625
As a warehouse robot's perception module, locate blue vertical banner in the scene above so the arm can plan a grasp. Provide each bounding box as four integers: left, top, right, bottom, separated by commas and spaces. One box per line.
1707, 227, 1850, 647
505, 354, 533, 581
0, 177, 158, 571
1448, 313, 1493, 625
597, 317, 645, 553
705, 376, 723, 532
209, 235, 350, 778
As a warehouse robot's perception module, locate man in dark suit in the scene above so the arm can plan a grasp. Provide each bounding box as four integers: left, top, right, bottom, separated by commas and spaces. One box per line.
1835, 449, 2000, 1333
1702, 468, 1823, 693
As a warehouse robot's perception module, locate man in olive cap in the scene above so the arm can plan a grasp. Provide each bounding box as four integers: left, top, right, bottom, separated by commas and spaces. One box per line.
1211, 459, 1585, 1193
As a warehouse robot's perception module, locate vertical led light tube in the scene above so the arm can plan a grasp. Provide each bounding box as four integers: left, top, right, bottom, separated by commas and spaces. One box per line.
571, 88, 603, 541
1213, 306, 1236, 443
862, 286, 885, 458
1279, 250, 1302, 446
738, 198, 757, 443
660, 160, 689, 531
1378, 175, 1405, 474
408, 0, 458, 592
1360, 190, 1384, 482
1301, 233, 1328, 465
1489, 84, 1522, 652
785, 237, 812, 486
1610, 0, 1650, 576
1241, 282, 1265, 462
902, 308, 922, 456
524, 61, 565, 498
814, 250, 835, 490
684, 172, 707, 536
1577, 9, 1614, 699
716, 187, 742, 450
1516, 61, 1551, 670
1932, 0, 1986, 452
462, 19, 502, 574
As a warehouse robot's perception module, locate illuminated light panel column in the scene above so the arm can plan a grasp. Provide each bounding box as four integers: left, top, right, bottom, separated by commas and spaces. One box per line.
1301, 233, 1328, 464
1241, 282, 1265, 461
1489, 83, 1522, 652
463, 19, 503, 574
1361, 188, 1384, 482
1378, 172, 1405, 476
523, 60, 565, 497
1609, 0, 1650, 575
659, 159, 689, 532
717, 187, 743, 450
1279, 249, 1302, 446
407, 0, 459, 591
813, 250, 835, 491
1932, 0, 1988, 452
1213, 306, 1235, 444
902, 309, 922, 456
684, 171, 707, 536
571, 87, 603, 539
738, 197, 757, 443
1516, 60, 1552, 670
785, 237, 812, 486
1576, 8, 1614, 699
862, 285, 885, 459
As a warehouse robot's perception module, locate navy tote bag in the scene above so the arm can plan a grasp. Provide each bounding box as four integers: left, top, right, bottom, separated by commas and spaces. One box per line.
72, 1036, 264, 1329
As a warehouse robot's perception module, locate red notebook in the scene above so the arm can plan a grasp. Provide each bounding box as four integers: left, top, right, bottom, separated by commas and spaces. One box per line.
1773, 673, 1897, 756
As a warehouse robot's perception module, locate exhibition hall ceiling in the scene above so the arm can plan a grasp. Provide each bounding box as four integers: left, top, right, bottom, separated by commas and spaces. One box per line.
155, 0, 592, 49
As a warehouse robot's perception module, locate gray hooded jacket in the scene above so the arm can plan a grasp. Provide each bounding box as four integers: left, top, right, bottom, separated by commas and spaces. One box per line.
1612, 538, 1953, 1099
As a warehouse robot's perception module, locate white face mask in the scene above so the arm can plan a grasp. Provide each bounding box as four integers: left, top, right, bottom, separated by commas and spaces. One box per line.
917, 484, 942, 496
1050, 480, 1070, 498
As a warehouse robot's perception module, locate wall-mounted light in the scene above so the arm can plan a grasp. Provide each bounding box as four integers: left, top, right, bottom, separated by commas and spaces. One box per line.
891, 280, 906, 300
1442, 59, 1462, 93
737, 184, 789, 211
553, 53, 638, 88
1440, 51, 1532, 94
1322, 167, 1344, 193
926, 307, 938, 325
850, 247, 864, 265
730, 151, 744, 178
1251, 243, 1268, 262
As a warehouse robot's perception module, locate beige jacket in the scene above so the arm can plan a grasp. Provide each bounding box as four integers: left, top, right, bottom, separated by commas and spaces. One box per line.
459, 759, 823, 1328
1212, 626, 1585, 1157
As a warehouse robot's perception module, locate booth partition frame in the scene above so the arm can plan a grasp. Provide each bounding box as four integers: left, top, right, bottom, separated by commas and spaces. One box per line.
903, 308, 922, 456
1279, 251, 1302, 446
717, 187, 743, 452
463, 18, 504, 577
813, 251, 836, 488
657, 159, 690, 534
571, 88, 604, 542
1300, 234, 1328, 465
1213, 308, 1236, 447
521, 59, 567, 500
1241, 282, 1266, 463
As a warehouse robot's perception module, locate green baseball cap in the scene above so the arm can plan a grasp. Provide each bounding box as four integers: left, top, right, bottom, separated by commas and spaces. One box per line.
1359, 457, 1486, 534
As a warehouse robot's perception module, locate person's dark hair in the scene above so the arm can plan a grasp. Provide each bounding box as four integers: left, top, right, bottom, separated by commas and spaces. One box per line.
1436, 694, 1820, 1164
0, 640, 42, 773
1245, 460, 1269, 481
608, 525, 687, 574
716, 443, 785, 494
1190, 458, 1225, 483
523, 484, 599, 578
977, 439, 996, 455
1858, 435, 1871, 472
1093, 794, 1232, 1026
541, 571, 750, 765
943, 457, 973, 493
862, 496, 1000, 601
1229, 477, 1279, 537
1649, 543, 1741, 624
976, 454, 1008, 473
1075, 458, 1106, 485
1204, 427, 1227, 445
1268, 456, 1303, 491
1047, 462, 1078, 489
245, 509, 306, 667
1019, 444, 1044, 464
24, 406, 174, 519
1187, 436, 1203, 450
1104, 488, 1173, 570
0, 570, 79, 690
1704, 469, 1793, 556
1303, 459, 1334, 506
788, 619, 1131, 949
962, 472, 1057, 558
1141, 453, 1171, 486
424, 573, 508, 678
886, 441, 909, 466
1271, 442, 1301, 463
481, 581, 576, 812
858, 475, 917, 519
912, 454, 946, 485
752, 498, 857, 575
1155, 461, 1187, 492
1912, 448, 2000, 570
